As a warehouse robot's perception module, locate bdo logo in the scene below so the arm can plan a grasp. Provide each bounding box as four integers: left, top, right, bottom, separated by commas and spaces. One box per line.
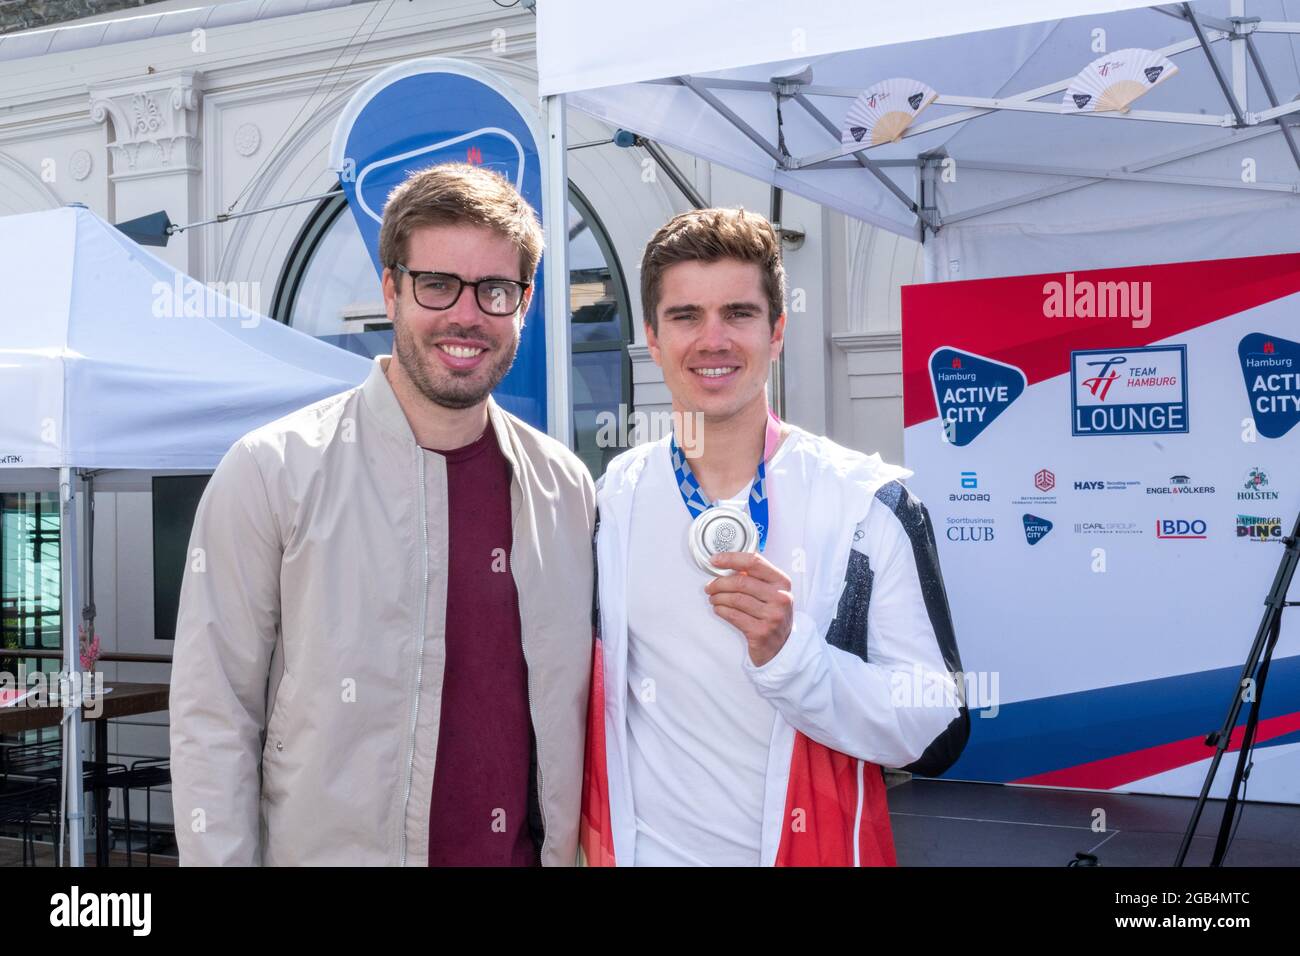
1155, 518, 1207, 540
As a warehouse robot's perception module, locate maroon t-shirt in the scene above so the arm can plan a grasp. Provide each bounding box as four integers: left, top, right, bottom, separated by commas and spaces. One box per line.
425, 426, 538, 866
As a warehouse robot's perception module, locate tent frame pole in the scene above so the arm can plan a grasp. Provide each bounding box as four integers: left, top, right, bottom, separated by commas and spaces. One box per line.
59, 466, 86, 867
791, 92, 929, 229
541, 92, 573, 446
1184, 2, 1248, 126
795, 30, 1226, 172
1244, 33, 1300, 175
940, 124, 1282, 225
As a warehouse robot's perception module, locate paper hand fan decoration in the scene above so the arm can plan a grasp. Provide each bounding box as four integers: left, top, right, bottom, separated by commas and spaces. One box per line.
842, 79, 938, 146
1061, 48, 1178, 114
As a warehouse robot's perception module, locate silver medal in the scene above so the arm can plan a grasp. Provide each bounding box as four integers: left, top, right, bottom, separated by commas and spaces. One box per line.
689, 504, 759, 576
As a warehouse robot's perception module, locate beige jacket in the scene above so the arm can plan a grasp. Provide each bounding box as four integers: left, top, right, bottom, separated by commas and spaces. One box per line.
169, 356, 595, 866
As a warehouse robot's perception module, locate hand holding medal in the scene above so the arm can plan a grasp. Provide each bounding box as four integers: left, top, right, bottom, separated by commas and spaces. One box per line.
672, 410, 795, 666
705, 551, 794, 667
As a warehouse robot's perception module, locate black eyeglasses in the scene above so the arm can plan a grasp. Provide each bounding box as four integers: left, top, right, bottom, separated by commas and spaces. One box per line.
395, 264, 530, 316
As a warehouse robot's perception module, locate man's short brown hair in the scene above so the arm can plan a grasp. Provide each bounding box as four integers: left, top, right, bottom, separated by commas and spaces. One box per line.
378, 162, 544, 285
640, 207, 786, 333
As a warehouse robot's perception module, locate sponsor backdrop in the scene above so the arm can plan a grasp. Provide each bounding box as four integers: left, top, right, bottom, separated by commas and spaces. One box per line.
902, 253, 1300, 804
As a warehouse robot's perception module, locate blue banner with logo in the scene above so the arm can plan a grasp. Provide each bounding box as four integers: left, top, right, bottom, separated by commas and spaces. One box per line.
330, 60, 547, 429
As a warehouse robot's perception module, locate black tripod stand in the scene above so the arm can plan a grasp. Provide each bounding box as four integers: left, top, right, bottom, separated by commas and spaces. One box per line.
1175, 509, 1300, 866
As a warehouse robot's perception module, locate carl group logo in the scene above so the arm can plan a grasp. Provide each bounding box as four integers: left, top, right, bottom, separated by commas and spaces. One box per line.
1155, 518, 1208, 540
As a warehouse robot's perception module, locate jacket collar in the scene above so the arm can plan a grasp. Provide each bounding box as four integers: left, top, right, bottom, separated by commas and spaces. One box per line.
359, 354, 519, 473
359, 355, 417, 444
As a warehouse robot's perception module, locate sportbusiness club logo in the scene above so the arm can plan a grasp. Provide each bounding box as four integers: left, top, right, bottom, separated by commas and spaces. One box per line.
1071, 345, 1188, 437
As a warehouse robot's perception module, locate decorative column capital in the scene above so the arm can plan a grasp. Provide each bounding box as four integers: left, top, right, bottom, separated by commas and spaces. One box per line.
90, 70, 202, 177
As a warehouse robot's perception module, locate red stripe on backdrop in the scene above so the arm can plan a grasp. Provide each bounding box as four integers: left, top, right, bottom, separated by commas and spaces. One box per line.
1013, 710, 1300, 790
901, 252, 1300, 427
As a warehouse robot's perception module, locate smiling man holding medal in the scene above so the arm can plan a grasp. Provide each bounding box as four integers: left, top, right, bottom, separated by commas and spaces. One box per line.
580, 207, 970, 867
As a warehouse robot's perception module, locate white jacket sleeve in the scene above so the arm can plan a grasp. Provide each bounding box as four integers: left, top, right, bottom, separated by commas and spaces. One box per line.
169, 439, 283, 866
742, 480, 966, 771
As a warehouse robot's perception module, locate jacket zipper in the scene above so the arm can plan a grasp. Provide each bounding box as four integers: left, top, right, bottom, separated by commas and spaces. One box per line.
399, 448, 430, 866
516, 473, 549, 861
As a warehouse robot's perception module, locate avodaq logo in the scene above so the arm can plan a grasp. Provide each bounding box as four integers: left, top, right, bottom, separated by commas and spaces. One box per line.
929, 347, 1026, 447
1239, 333, 1300, 439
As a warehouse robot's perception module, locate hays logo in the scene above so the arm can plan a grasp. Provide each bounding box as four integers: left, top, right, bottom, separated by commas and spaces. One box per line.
1155, 518, 1207, 540
1022, 514, 1053, 545
929, 347, 1026, 447
1071, 345, 1188, 436
1238, 333, 1300, 439
1239, 467, 1280, 501
1237, 514, 1283, 542
1073, 478, 1140, 491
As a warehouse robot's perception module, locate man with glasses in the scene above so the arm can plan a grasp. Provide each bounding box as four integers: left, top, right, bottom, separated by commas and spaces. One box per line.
170, 162, 596, 866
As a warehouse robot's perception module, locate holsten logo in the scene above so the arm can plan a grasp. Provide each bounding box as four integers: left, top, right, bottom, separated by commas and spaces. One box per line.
1239, 467, 1279, 501
1238, 333, 1300, 439
1237, 514, 1282, 542
1155, 518, 1207, 540
1071, 345, 1188, 437
1042, 272, 1151, 329
929, 347, 1026, 447
1145, 474, 1214, 495
1022, 513, 1053, 545
946, 516, 995, 542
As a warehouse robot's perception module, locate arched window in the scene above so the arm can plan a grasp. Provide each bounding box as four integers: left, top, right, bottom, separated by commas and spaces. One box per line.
272, 185, 632, 476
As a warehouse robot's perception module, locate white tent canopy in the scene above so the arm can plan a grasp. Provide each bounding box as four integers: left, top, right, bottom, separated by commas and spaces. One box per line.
1, 203, 368, 866
0, 205, 369, 490
537, 0, 1300, 280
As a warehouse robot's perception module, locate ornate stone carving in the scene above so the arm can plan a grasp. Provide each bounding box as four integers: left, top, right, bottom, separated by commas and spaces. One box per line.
69, 149, 92, 181
234, 122, 261, 157
89, 71, 202, 176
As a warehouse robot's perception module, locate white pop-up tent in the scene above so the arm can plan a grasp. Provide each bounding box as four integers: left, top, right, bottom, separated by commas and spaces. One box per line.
534, 0, 1300, 828
1, 204, 369, 865
2, 205, 369, 487
536, 0, 1300, 281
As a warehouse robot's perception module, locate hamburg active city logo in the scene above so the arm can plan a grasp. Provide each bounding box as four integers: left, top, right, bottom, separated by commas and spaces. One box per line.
1071, 344, 1188, 436
1238, 333, 1300, 439
929, 347, 1026, 447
